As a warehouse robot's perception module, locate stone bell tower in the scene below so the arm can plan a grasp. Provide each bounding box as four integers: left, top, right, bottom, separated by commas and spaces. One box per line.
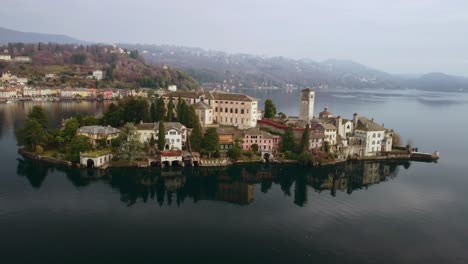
299, 88, 315, 121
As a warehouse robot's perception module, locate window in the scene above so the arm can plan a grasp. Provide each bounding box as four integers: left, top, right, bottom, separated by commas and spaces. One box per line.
373, 133, 376, 138
225, 108, 228, 113
235, 109, 238, 114
241, 109, 244, 114
176, 139, 180, 142
372, 141, 375, 145
378, 133, 381, 137
230, 108, 233, 113
215, 107, 218, 112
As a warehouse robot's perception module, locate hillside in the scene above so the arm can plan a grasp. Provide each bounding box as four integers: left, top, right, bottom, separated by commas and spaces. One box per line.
0, 27, 466, 92
0, 27, 84, 44
122, 44, 468, 92
121, 44, 400, 90
0, 43, 199, 90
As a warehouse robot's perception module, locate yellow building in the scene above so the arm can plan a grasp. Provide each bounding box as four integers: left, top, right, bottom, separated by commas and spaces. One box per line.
77, 125, 120, 146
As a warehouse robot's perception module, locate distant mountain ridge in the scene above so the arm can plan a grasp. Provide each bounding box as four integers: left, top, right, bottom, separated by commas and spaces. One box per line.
0, 27, 466, 92
0, 27, 85, 44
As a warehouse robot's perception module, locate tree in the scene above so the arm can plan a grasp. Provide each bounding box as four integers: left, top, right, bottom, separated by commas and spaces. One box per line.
167, 95, 175, 121
28, 106, 48, 128
150, 102, 157, 122
300, 124, 310, 152
189, 110, 203, 152
177, 96, 189, 125
227, 139, 242, 160
278, 112, 287, 120
16, 119, 47, 151
280, 127, 296, 153
264, 99, 277, 119
116, 123, 145, 161
62, 118, 80, 142
250, 143, 259, 152
203, 128, 219, 158
155, 97, 166, 122
157, 121, 166, 150
149, 134, 155, 147
66, 135, 92, 162
393, 132, 402, 147
186, 105, 198, 128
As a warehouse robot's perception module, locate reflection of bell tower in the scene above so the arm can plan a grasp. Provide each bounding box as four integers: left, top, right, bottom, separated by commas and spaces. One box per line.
299, 88, 315, 121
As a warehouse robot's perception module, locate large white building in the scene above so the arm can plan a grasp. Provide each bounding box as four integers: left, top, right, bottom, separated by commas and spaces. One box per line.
136, 122, 187, 151
353, 115, 393, 156
299, 88, 315, 121
163, 91, 259, 129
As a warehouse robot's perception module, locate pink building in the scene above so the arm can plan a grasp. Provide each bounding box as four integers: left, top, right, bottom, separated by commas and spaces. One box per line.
103, 89, 114, 100
242, 128, 280, 152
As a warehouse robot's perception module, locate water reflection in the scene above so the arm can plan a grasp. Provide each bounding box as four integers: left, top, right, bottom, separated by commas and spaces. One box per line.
16, 158, 408, 207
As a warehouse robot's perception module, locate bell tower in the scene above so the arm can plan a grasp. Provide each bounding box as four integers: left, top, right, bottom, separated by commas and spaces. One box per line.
299, 88, 315, 121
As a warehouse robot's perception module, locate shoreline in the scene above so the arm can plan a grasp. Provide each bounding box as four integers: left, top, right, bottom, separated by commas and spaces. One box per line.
17, 148, 438, 170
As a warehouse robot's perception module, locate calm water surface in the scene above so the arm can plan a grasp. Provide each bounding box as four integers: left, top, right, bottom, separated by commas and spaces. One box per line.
1, 91, 467, 263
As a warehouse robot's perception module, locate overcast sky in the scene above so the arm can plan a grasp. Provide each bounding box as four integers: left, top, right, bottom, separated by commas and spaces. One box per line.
1, 0, 467, 76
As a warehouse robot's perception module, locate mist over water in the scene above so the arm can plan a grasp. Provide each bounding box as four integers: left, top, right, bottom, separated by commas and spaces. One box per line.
1, 90, 467, 263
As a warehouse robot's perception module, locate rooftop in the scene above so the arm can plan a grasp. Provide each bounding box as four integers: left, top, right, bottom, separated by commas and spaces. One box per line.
77, 126, 120, 135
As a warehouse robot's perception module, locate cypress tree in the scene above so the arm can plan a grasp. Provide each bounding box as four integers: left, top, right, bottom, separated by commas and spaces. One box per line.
150, 102, 157, 122
157, 121, 166, 150
155, 97, 166, 122
300, 124, 311, 152
167, 95, 174, 121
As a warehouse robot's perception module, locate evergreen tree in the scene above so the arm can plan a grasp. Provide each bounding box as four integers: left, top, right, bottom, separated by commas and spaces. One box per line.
189, 112, 203, 152
264, 99, 277, 119
157, 121, 166, 150
66, 135, 92, 162
116, 123, 145, 161
186, 105, 198, 128
280, 127, 297, 153
167, 95, 175, 121
28, 106, 48, 128
156, 97, 166, 122
300, 124, 311, 152
203, 127, 219, 158
150, 102, 157, 122
15, 119, 47, 151
178, 100, 189, 126
227, 139, 243, 160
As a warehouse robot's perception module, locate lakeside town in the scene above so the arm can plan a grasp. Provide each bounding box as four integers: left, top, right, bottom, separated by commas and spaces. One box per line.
15, 84, 440, 169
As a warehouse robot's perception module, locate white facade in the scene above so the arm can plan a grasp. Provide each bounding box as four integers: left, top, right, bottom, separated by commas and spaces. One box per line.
80, 153, 114, 168
14, 56, 31, 63
168, 85, 177, 92
0, 55, 11, 61
299, 88, 315, 121
193, 102, 213, 126
137, 122, 187, 151
93, 70, 103, 80
355, 129, 386, 156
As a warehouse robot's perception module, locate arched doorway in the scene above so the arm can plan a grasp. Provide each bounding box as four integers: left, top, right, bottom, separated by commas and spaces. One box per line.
87, 159, 95, 168
165, 144, 170, 150
263, 153, 270, 162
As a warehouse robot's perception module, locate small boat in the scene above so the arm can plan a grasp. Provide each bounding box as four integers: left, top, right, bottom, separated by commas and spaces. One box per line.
6, 100, 13, 104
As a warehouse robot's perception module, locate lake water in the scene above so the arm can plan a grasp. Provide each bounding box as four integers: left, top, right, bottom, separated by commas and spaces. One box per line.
1, 90, 468, 263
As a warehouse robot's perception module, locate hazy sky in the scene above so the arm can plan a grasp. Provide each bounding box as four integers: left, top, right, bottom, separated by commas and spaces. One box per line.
1, 0, 467, 76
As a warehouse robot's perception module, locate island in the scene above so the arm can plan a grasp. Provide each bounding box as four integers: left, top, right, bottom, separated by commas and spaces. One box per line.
16, 88, 440, 169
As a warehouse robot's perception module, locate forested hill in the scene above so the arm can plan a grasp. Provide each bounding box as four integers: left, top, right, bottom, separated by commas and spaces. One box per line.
121, 44, 468, 92
0, 43, 200, 90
